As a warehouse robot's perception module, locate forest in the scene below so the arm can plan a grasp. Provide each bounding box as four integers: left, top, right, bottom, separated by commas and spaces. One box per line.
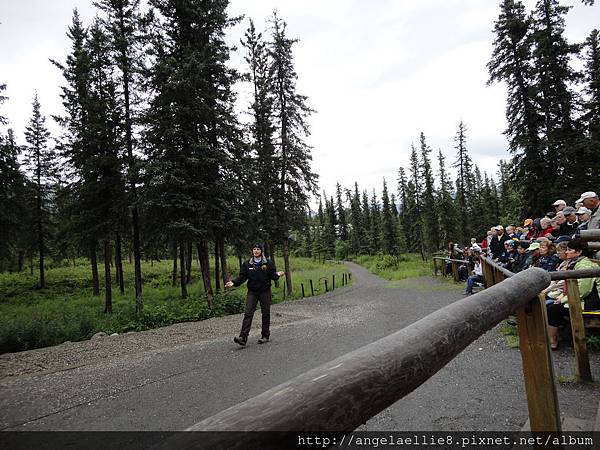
0, 0, 598, 328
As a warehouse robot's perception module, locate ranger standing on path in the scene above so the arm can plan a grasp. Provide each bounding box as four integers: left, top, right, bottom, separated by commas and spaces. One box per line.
225, 243, 284, 346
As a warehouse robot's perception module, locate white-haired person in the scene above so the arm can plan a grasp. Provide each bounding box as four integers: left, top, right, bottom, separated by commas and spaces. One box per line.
576, 191, 599, 230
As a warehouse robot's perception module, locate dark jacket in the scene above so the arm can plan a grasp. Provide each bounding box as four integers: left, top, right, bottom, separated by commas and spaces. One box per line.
536, 253, 561, 272
489, 233, 509, 259
233, 256, 280, 292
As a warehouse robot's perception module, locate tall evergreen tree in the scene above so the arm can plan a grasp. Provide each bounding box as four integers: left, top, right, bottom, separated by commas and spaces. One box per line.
23, 93, 55, 288
335, 182, 348, 241
419, 132, 440, 252
348, 182, 366, 254
145, 0, 242, 303
94, 0, 145, 313
0, 128, 28, 271
531, 0, 581, 201
488, 0, 544, 215
380, 179, 397, 255
408, 145, 425, 258
580, 29, 600, 178
241, 19, 278, 246
361, 190, 373, 254
452, 121, 472, 243
269, 11, 318, 294
369, 190, 381, 253
436, 150, 458, 247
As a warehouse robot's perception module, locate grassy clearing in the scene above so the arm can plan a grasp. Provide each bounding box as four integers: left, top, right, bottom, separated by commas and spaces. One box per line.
350, 253, 431, 280
0, 257, 350, 354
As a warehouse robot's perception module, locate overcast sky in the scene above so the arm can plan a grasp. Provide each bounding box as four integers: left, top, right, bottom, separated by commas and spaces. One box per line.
1, 0, 598, 202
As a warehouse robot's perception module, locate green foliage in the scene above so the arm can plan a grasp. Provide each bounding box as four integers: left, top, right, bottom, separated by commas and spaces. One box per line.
351, 253, 430, 280
0, 257, 350, 353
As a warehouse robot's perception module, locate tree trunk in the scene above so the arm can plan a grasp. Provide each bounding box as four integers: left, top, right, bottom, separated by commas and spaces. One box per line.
172, 241, 178, 286
115, 233, 125, 293
37, 188, 45, 289
186, 241, 192, 284
180, 240, 188, 299
270, 244, 279, 287
132, 209, 143, 314
17, 251, 23, 272
219, 236, 229, 286
214, 240, 221, 293
264, 242, 271, 260
91, 240, 100, 296
197, 241, 213, 308
104, 239, 113, 314
283, 237, 292, 295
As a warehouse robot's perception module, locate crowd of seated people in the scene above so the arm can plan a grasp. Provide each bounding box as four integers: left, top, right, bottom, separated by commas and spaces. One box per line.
447, 190, 600, 349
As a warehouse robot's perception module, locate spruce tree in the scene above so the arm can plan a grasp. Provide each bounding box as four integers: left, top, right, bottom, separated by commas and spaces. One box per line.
269, 11, 318, 294
0, 128, 28, 271
94, 0, 145, 313
452, 121, 472, 243
361, 190, 373, 254
531, 0, 581, 202
380, 179, 397, 255
369, 190, 381, 254
241, 19, 278, 246
436, 150, 458, 248
23, 93, 55, 288
408, 145, 425, 258
419, 132, 440, 252
580, 29, 600, 178
335, 182, 348, 241
488, 0, 543, 215
349, 182, 366, 255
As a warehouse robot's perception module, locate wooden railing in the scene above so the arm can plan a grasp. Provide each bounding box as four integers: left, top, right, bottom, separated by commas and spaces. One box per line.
178, 268, 567, 440
480, 257, 600, 383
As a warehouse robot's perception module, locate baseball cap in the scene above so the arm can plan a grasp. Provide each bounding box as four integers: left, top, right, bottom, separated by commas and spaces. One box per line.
575, 191, 598, 203
576, 207, 591, 215
562, 206, 576, 216
552, 199, 566, 207
523, 218, 533, 226
527, 242, 541, 251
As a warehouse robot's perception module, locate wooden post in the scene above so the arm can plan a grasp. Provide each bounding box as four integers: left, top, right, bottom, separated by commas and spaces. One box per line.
301, 283, 305, 297
332, 275, 335, 290
310, 279, 314, 296
348, 273, 351, 281
442, 259, 447, 276
515, 294, 561, 433
451, 261, 459, 282
325, 279, 328, 292
283, 282, 286, 300
565, 279, 592, 382
432, 259, 437, 276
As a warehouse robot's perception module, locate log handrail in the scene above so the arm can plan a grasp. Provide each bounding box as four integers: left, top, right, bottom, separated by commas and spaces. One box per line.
479, 257, 598, 383
187, 269, 554, 434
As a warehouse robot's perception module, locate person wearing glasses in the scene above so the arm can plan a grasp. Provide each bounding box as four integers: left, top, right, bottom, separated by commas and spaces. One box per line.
545, 239, 600, 350
225, 243, 284, 346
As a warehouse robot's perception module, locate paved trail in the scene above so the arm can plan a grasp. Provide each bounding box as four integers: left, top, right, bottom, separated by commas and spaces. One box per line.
1, 262, 598, 432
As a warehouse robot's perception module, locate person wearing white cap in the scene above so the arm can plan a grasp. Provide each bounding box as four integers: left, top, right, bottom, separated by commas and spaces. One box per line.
552, 199, 566, 212
576, 192, 599, 230
576, 207, 592, 231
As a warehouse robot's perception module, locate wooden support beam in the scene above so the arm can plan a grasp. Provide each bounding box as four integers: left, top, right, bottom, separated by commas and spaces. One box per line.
515, 294, 561, 433
565, 280, 592, 382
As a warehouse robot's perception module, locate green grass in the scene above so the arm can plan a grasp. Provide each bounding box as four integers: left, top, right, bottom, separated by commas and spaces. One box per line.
350, 253, 431, 280
0, 257, 351, 354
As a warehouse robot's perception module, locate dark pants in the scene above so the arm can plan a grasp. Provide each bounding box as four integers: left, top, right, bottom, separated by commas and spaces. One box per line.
240, 289, 271, 339
546, 302, 568, 327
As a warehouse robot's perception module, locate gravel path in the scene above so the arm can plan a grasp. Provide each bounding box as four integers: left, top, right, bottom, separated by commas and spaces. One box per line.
1, 262, 598, 432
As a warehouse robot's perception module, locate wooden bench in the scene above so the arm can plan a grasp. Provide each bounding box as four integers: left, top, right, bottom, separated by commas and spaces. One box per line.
583, 311, 600, 329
